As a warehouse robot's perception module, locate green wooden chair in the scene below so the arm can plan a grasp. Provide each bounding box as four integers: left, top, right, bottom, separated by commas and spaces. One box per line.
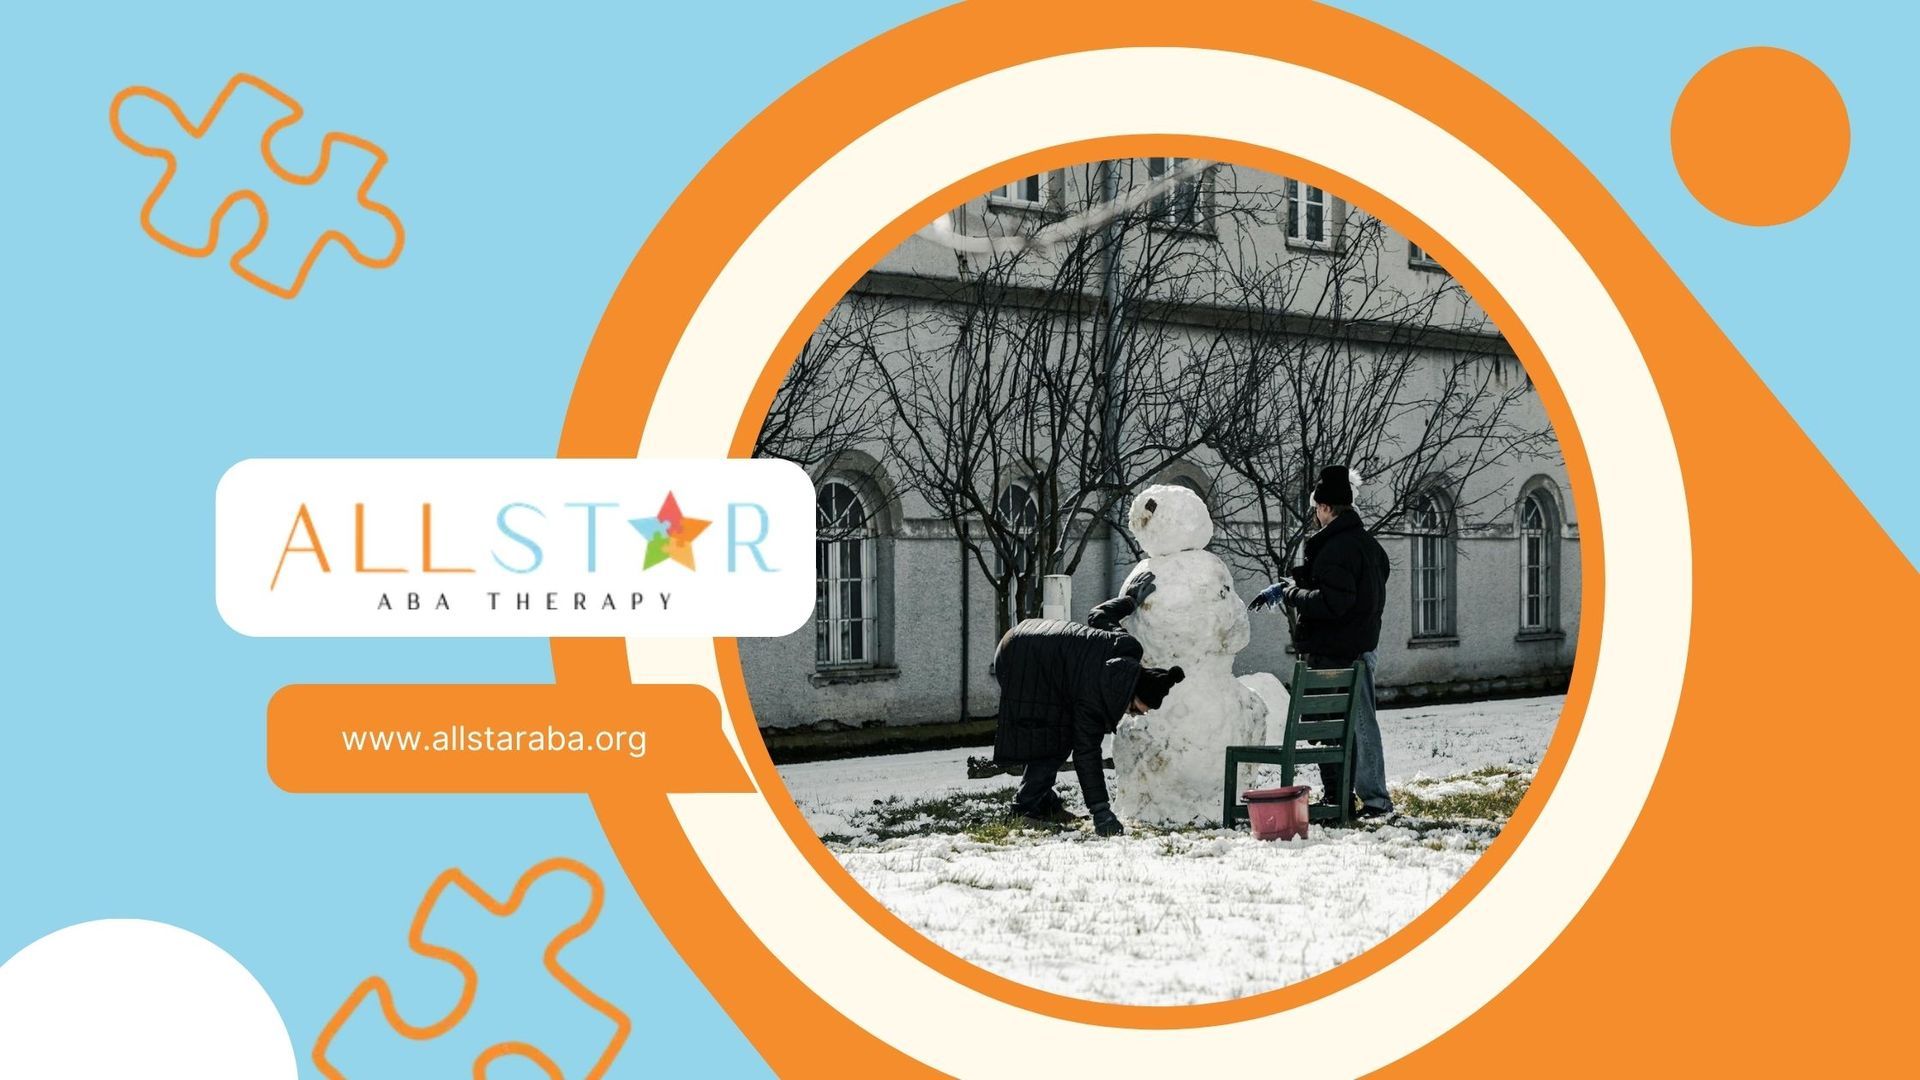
1223, 660, 1364, 828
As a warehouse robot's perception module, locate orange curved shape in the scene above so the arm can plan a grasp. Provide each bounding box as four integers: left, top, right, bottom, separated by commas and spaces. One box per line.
107, 72, 403, 299
472, 1041, 564, 1079
541, 1, 1919, 1076
310, 856, 630, 1080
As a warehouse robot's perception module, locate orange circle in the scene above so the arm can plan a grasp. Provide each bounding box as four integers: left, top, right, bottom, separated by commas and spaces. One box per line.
1670, 46, 1849, 225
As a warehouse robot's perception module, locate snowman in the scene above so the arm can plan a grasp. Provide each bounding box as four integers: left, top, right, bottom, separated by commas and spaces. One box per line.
1112, 485, 1278, 826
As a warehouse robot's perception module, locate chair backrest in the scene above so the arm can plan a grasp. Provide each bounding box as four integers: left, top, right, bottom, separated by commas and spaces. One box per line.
1284, 660, 1361, 746
1224, 661, 1367, 829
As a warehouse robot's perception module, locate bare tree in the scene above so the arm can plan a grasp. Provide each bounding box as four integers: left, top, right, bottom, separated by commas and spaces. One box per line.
868, 161, 1231, 636
1191, 193, 1555, 578
753, 296, 891, 474
758, 160, 1556, 635
752, 295, 901, 555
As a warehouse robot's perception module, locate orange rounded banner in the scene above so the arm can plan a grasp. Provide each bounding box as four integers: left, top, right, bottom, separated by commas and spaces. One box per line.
268, 683, 746, 795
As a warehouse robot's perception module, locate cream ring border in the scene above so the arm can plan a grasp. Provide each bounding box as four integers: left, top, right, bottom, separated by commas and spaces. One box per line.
624, 47, 1690, 1078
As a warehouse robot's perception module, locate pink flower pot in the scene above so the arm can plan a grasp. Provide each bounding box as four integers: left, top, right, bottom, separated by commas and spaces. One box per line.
1242, 785, 1311, 841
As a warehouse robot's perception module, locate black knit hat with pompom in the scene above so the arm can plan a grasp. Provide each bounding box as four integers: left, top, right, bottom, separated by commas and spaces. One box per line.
1312, 465, 1354, 508
1133, 665, 1185, 710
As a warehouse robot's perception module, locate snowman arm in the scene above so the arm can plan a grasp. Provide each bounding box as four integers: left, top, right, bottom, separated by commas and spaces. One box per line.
1085, 595, 1136, 632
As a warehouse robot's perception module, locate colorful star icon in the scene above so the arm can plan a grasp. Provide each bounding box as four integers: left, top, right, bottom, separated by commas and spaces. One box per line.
627, 492, 710, 570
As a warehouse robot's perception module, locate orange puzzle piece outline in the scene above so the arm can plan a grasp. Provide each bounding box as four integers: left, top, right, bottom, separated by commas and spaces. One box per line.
312, 857, 631, 1080
108, 72, 404, 299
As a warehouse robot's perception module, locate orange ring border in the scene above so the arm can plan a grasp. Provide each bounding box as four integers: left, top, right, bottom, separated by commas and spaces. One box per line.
548, 1, 1648, 1070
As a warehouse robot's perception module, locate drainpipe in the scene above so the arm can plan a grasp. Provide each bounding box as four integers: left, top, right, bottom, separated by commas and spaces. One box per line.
1100, 158, 1126, 598
958, 517, 970, 721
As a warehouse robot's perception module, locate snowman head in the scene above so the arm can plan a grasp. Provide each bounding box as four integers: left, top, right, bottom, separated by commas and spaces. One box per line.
1128, 484, 1213, 558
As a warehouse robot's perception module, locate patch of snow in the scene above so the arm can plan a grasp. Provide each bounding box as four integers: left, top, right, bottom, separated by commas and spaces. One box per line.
774, 694, 1563, 1005
831, 826, 1482, 1005
1237, 672, 1291, 744
1403, 775, 1511, 799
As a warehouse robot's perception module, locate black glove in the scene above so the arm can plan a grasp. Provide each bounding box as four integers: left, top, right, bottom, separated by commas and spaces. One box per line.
1123, 571, 1157, 606
1089, 801, 1125, 837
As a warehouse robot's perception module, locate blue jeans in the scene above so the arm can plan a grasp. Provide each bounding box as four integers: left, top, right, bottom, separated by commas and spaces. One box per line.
1309, 651, 1388, 811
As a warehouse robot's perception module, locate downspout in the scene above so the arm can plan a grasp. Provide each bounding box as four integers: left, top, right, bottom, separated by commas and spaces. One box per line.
1100, 158, 1126, 599
958, 517, 971, 720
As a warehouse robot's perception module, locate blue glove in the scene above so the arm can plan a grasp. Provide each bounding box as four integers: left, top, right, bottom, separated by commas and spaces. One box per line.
1249, 579, 1295, 612
1089, 801, 1125, 837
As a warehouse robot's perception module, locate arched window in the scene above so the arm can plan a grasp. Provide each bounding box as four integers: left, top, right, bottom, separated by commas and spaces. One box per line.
1519, 487, 1560, 633
815, 481, 874, 668
1151, 458, 1212, 509
1168, 474, 1209, 506
1408, 488, 1456, 639
996, 481, 1041, 624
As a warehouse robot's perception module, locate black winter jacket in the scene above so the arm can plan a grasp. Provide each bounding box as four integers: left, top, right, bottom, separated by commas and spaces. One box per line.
1289, 509, 1391, 662
991, 595, 1141, 809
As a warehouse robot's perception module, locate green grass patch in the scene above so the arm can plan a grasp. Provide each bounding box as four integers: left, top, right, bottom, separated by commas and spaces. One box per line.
864, 787, 1019, 840
964, 820, 1021, 845
1393, 767, 1531, 826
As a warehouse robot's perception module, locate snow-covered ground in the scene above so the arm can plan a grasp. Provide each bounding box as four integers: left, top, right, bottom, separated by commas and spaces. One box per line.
775, 695, 1562, 1005
781, 695, 1561, 841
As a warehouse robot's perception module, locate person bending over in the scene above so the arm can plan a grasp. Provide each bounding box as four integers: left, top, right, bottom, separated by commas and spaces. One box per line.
992, 574, 1184, 837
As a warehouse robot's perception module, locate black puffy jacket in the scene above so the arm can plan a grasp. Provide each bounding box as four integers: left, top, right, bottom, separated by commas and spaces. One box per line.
991, 596, 1141, 809
1290, 509, 1391, 661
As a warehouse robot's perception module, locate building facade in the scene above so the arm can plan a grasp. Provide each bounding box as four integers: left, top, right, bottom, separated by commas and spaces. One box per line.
742, 162, 1580, 734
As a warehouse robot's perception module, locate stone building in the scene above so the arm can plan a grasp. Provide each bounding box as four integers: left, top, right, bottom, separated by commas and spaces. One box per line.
742, 161, 1579, 735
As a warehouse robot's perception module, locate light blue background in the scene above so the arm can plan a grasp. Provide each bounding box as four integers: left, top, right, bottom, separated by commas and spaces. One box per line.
1333, 0, 1917, 559
0, 2, 1909, 1077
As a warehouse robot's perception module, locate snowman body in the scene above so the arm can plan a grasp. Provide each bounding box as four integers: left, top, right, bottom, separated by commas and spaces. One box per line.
1111, 485, 1270, 826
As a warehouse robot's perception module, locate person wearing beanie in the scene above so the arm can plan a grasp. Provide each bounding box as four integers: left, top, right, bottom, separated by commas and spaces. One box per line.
1132, 664, 1183, 711
1249, 465, 1394, 817
992, 572, 1184, 836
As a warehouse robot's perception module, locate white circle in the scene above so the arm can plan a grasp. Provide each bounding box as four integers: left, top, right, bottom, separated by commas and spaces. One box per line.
0, 919, 298, 1079
627, 48, 1688, 1076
